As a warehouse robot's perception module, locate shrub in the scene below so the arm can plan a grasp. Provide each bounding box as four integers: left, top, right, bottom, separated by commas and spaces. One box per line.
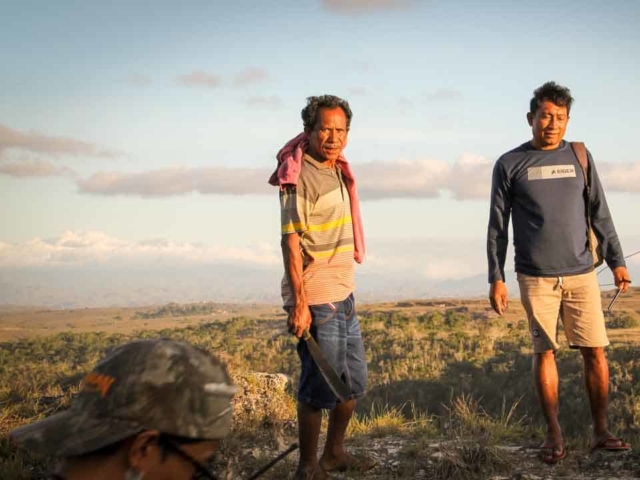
607, 312, 640, 329
418, 311, 444, 329
444, 310, 467, 329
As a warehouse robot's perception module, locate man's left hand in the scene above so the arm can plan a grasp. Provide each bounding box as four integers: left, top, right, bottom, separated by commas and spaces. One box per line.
612, 266, 632, 293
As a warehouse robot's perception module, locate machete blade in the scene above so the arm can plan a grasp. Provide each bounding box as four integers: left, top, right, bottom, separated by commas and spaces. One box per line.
302, 329, 351, 403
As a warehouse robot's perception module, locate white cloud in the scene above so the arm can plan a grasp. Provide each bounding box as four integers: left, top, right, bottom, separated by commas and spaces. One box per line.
448, 154, 493, 200
72, 156, 640, 200
0, 122, 120, 159
76, 166, 273, 197
322, 0, 414, 14
0, 158, 75, 178
176, 71, 222, 88
599, 162, 640, 193
0, 122, 118, 178
0, 232, 487, 286
73, 156, 491, 200
422, 258, 480, 280
0, 231, 280, 268
233, 67, 269, 87
357, 158, 449, 199
361, 237, 487, 280
2, 233, 637, 307
0, 234, 489, 308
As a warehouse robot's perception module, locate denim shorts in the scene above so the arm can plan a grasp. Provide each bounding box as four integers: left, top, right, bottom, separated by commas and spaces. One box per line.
289, 293, 368, 410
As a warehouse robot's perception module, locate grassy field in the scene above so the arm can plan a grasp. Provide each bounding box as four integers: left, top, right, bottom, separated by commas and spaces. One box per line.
1, 288, 640, 479
0, 302, 282, 341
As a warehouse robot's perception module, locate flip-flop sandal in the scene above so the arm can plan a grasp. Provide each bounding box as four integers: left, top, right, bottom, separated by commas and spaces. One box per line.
590, 436, 631, 452
320, 452, 377, 473
539, 443, 567, 464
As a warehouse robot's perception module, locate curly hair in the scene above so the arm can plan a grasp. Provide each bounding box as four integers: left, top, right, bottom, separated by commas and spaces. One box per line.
530, 81, 574, 114
301, 95, 353, 131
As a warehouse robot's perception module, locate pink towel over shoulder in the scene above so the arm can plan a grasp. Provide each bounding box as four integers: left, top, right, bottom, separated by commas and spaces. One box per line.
269, 132, 366, 264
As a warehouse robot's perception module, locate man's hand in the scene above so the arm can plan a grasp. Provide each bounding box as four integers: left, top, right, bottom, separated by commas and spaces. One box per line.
281, 232, 311, 338
288, 303, 312, 338
489, 280, 508, 315
612, 266, 632, 294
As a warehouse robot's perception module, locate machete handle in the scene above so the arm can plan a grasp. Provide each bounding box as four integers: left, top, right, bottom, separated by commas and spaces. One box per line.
302, 329, 312, 341
608, 288, 622, 311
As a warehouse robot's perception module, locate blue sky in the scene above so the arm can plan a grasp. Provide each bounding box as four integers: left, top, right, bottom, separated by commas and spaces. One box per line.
1, 0, 639, 305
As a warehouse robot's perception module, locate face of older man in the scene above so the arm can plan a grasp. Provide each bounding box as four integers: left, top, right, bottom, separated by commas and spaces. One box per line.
306, 107, 348, 165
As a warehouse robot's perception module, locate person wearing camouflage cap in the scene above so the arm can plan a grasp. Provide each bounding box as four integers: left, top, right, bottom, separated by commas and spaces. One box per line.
10, 338, 237, 480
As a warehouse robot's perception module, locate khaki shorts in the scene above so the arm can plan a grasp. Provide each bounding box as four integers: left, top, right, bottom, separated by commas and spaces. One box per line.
517, 271, 609, 353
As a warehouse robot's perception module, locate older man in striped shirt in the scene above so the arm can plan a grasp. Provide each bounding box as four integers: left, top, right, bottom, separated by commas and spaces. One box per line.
277, 95, 374, 480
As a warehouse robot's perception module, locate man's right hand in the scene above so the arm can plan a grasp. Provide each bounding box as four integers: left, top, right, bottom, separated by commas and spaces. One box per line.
489, 280, 508, 316
288, 303, 312, 338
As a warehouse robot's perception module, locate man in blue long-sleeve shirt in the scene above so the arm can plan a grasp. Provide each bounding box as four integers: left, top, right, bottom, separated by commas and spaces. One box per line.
486, 81, 632, 463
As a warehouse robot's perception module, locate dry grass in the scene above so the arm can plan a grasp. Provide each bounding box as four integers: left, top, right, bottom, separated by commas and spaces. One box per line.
349, 402, 438, 438
392, 395, 520, 480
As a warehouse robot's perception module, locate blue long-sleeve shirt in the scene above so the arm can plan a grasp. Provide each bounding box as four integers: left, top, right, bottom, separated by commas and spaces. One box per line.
487, 140, 625, 283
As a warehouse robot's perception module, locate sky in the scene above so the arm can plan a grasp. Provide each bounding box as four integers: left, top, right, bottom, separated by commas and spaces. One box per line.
1, 0, 639, 306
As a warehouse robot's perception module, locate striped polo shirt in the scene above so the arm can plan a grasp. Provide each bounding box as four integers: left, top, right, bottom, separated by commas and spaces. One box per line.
280, 154, 355, 306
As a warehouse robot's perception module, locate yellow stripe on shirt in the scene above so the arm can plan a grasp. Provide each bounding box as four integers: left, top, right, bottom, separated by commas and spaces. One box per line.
310, 244, 355, 260
281, 221, 306, 234
307, 215, 352, 233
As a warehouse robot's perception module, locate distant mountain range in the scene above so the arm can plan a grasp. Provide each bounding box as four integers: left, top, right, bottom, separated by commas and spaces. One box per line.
0, 264, 501, 308
3, 233, 637, 309
0, 261, 631, 309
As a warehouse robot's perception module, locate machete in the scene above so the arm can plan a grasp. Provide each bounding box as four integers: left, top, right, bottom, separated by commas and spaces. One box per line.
302, 329, 351, 403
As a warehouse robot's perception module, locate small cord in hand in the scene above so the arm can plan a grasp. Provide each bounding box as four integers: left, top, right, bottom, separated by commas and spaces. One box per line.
596, 249, 640, 276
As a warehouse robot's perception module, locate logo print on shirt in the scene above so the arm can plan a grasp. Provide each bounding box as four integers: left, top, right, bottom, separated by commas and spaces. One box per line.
528, 165, 576, 181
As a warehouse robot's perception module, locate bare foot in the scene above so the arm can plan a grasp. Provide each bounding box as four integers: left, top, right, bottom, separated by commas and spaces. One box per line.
319, 451, 376, 473
293, 465, 333, 480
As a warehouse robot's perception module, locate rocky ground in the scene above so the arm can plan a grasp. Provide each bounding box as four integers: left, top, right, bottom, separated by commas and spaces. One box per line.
342, 437, 640, 480
224, 373, 640, 480
222, 435, 640, 479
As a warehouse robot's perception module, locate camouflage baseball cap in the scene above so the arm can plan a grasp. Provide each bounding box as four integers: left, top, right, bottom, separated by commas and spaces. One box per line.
11, 339, 237, 457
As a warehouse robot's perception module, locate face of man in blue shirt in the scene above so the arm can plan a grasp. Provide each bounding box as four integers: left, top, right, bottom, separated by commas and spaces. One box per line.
527, 101, 570, 150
